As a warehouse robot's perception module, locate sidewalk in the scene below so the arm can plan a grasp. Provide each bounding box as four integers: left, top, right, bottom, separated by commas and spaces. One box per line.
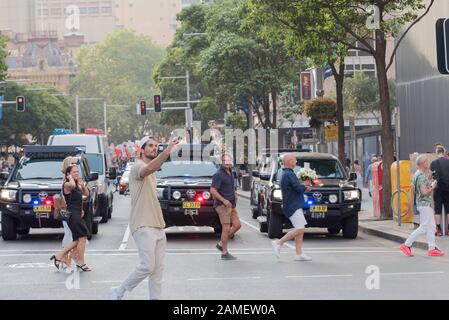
237, 187, 449, 252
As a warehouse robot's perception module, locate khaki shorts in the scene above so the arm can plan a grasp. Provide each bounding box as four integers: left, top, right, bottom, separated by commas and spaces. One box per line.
215, 205, 239, 225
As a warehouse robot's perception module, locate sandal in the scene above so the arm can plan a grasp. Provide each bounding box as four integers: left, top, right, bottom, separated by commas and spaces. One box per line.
76, 264, 92, 272
50, 255, 62, 270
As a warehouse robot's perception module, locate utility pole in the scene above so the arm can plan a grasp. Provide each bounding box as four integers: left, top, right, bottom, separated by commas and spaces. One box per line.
103, 101, 107, 134
75, 95, 79, 134
186, 69, 193, 143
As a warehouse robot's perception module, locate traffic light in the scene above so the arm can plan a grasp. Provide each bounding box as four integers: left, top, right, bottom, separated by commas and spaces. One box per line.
16, 96, 26, 112
154, 95, 162, 112
140, 100, 147, 115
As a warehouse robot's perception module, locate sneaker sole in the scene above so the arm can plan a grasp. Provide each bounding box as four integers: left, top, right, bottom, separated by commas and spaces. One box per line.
400, 245, 414, 257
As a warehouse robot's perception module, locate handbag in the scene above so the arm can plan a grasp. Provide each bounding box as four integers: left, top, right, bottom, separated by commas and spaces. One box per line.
53, 184, 72, 222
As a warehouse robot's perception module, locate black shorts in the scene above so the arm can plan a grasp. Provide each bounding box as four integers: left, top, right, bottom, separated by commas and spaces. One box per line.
433, 188, 449, 215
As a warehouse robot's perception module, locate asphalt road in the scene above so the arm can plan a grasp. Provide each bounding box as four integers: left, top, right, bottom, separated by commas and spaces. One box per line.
0, 194, 449, 300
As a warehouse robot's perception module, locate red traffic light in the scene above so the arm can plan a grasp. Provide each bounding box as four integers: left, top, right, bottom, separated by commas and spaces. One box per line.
140, 100, 147, 115
154, 95, 162, 112
16, 96, 26, 112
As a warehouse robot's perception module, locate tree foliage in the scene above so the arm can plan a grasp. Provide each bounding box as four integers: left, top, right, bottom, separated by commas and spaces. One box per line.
0, 35, 8, 82
71, 29, 167, 144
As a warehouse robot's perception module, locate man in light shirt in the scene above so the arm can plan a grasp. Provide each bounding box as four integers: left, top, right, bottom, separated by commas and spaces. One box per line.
111, 136, 180, 300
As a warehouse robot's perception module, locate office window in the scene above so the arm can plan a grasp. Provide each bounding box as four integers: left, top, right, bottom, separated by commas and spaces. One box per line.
88, 7, 99, 14
101, 7, 112, 14
79, 7, 88, 14
362, 64, 375, 70
51, 8, 62, 16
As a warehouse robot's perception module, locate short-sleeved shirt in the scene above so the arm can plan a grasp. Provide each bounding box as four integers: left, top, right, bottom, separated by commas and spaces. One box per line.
413, 170, 432, 207
128, 160, 166, 233
211, 166, 236, 208
280, 168, 306, 218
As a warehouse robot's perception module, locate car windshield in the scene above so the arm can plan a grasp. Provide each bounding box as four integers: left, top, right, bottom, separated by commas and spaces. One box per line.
15, 159, 63, 180
85, 154, 104, 175
295, 159, 345, 179
156, 161, 218, 179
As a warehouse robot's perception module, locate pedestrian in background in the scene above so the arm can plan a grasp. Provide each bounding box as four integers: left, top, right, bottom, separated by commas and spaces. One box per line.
211, 154, 242, 261
271, 153, 312, 261
430, 146, 449, 236
400, 155, 444, 257
366, 157, 377, 197
111, 136, 179, 300
353, 160, 364, 188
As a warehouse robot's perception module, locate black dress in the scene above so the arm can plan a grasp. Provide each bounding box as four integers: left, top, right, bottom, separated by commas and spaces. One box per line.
64, 185, 89, 241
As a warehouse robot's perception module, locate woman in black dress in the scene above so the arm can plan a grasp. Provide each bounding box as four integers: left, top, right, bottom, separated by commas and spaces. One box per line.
51, 165, 91, 272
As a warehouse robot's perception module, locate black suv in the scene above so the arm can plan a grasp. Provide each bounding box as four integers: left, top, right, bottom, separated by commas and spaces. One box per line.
155, 144, 222, 233
0, 146, 100, 240
252, 151, 361, 239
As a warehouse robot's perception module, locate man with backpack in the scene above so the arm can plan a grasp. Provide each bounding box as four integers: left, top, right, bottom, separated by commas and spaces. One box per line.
430, 146, 449, 236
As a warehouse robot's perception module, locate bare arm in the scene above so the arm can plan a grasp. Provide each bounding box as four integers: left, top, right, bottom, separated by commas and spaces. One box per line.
138, 138, 180, 179
210, 187, 232, 208
63, 175, 76, 194
420, 182, 436, 197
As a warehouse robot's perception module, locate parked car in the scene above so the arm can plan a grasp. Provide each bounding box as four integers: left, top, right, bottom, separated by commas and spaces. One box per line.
0, 146, 100, 240
252, 151, 361, 239
119, 170, 130, 195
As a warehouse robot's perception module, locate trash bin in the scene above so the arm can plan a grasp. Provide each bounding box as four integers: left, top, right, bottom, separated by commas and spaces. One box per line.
241, 175, 251, 191
372, 161, 383, 217
391, 160, 413, 223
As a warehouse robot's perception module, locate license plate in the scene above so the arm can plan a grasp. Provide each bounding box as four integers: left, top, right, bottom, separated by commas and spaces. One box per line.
183, 202, 201, 209
310, 205, 327, 213
33, 206, 52, 213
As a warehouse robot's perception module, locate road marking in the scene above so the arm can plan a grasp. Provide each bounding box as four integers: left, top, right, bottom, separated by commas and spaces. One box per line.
286, 274, 353, 279
240, 218, 260, 232
118, 225, 130, 251
188, 276, 261, 281
380, 271, 445, 276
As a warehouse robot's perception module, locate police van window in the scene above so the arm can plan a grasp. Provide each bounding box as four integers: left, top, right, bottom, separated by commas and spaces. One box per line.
15, 159, 62, 180
85, 154, 104, 175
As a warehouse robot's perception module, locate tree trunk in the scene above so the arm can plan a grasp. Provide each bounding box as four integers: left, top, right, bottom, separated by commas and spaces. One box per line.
332, 62, 346, 166
375, 34, 394, 219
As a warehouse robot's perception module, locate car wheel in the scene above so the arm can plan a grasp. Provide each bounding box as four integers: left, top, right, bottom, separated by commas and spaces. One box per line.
327, 227, 341, 235
100, 199, 109, 223
214, 226, 222, 234
108, 206, 112, 219
267, 208, 283, 239
17, 228, 30, 236
84, 209, 93, 238
342, 214, 358, 239
1, 213, 17, 240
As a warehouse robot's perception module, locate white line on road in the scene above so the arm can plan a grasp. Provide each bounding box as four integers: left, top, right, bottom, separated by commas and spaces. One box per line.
240, 218, 260, 232
286, 274, 353, 279
188, 276, 261, 281
380, 272, 445, 276
118, 225, 131, 251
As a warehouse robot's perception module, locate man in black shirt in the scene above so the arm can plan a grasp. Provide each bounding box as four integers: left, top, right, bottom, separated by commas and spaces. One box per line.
430, 146, 449, 236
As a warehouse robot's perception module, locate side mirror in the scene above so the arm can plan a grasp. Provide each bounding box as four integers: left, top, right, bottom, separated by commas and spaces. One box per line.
260, 174, 270, 181
252, 170, 260, 178
349, 172, 357, 181
108, 167, 117, 180
89, 172, 99, 181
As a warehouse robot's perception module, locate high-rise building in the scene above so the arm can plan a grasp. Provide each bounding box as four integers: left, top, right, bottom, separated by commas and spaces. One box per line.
115, 0, 181, 46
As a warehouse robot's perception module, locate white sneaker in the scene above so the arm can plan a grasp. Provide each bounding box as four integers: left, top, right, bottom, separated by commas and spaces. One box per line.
271, 240, 281, 259
294, 254, 312, 261
110, 287, 124, 300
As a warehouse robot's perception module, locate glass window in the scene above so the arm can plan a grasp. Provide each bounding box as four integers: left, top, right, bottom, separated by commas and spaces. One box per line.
156, 161, 218, 179
15, 159, 63, 180
295, 159, 346, 179
85, 154, 104, 175
79, 7, 88, 14
101, 7, 112, 14
51, 8, 62, 16
88, 7, 99, 14
362, 64, 375, 70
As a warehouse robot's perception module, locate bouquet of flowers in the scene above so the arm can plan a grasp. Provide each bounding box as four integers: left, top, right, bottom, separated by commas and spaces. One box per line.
297, 168, 318, 182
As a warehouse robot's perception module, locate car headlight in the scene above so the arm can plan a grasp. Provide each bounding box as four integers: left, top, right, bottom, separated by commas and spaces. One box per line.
344, 190, 359, 201
329, 194, 338, 204
172, 190, 181, 200
156, 188, 164, 199
1, 189, 17, 202
273, 190, 283, 201
23, 194, 32, 204
202, 191, 211, 200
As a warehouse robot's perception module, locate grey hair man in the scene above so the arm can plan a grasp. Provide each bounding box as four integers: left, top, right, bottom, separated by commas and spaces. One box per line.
400, 155, 444, 257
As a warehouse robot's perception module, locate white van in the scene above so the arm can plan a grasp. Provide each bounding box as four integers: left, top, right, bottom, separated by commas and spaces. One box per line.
47, 133, 116, 223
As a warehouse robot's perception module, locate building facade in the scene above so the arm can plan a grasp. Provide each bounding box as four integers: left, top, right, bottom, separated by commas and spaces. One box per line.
396, 0, 449, 159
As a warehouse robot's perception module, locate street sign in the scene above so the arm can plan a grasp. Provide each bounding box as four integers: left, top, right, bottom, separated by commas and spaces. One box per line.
436, 18, 449, 75
301, 71, 312, 100
325, 124, 338, 141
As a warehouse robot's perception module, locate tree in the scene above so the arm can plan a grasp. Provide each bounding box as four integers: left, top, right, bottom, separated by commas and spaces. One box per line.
71, 29, 166, 144
0, 35, 7, 82
199, 0, 299, 129
0, 83, 72, 145
246, 0, 435, 218
344, 71, 396, 124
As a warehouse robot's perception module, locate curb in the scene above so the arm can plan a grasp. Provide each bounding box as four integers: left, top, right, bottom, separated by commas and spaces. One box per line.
359, 223, 428, 251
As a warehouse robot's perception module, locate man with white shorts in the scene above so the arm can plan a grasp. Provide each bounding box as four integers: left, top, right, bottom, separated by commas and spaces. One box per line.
271, 153, 312, 261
